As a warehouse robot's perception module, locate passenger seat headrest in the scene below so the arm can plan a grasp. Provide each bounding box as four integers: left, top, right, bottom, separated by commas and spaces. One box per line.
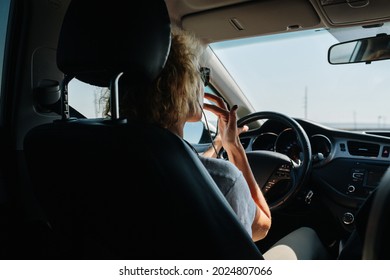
57, 0, 171, 87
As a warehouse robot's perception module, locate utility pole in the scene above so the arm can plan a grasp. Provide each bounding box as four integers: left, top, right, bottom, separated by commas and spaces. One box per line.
304, 86, 308, 119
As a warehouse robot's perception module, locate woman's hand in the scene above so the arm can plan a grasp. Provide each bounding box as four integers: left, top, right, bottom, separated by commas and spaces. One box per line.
203, 93, 248, 154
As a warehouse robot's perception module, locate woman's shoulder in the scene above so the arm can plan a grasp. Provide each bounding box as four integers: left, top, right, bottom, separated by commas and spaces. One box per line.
198, 156, 242, 181
198, 156, 252, 210
198, 155, 236, 169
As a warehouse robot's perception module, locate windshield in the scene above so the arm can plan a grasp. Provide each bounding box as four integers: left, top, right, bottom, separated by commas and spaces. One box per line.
210, 27, 390, 131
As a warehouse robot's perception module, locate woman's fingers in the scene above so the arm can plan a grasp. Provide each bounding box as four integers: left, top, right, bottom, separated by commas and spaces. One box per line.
204, 103, 247, 134
227, 105, 238, 131
203, 103, 229, 121
204, 93, 228, 110
237, 125, 249, 135
204, 98, 248, 133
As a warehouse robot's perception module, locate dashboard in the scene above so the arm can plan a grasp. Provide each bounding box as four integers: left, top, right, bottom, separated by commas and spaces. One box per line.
238, 117, 390, 232
250, 128, 332, 165
241, 118, 390, 168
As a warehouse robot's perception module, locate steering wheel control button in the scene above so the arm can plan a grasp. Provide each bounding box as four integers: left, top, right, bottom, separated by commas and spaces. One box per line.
305, 190, 314, 205
276, 164, 291, 178
342, 212, 355, 225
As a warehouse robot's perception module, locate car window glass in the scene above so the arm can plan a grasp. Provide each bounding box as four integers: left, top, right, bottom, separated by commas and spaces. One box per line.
68, 78, 108, 118
183, 86, 218, 144
0, 0, 11, 122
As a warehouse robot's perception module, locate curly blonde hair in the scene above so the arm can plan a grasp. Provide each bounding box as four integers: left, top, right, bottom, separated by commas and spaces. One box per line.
102, 28, 204, 128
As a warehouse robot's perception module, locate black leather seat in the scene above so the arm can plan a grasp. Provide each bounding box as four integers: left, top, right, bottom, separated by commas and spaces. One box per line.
23, 0, 263, 259
363, 168, 390, 259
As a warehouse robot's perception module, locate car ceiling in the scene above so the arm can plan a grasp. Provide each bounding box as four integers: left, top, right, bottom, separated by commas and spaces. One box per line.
165, 0, 390, 43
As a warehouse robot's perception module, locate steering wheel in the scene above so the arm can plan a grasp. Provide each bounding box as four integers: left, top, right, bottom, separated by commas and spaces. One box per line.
220, 111, 312, 211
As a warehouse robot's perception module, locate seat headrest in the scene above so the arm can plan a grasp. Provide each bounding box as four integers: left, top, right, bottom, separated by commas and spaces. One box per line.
57, 0, 171, 87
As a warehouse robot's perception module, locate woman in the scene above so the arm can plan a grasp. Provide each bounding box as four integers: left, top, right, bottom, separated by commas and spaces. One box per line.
102, 27, 271, 241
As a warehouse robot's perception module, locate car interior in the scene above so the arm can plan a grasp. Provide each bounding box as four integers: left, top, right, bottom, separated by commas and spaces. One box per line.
1, 0, 390, 260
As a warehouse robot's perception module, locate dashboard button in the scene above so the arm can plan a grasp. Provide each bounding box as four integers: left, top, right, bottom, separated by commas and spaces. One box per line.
342, 212, 354, 225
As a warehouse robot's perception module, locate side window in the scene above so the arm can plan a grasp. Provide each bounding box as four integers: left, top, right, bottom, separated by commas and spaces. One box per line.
183, 86, 219, 145
68, 78, 108, 118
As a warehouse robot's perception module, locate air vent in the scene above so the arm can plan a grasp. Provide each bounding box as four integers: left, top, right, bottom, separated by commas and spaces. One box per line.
347, 141, 380, 157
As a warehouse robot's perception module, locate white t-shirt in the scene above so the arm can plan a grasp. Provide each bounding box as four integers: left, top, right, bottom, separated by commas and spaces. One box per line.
198, 155, 256, 236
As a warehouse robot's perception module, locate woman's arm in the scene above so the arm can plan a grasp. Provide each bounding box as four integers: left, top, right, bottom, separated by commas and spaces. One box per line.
203, 93, 271, 241
201, 134, 222, 158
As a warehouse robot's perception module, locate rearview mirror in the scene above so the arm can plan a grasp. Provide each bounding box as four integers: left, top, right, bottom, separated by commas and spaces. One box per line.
328, 34, 390, 65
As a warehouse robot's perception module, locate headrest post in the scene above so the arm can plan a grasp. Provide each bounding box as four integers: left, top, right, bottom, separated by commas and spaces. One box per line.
60, 74, 74, 120
109, 72, 123, 120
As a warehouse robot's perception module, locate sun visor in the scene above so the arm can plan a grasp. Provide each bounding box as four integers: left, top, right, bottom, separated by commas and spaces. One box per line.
182, 0, 321, 43
315, 0, 390, 26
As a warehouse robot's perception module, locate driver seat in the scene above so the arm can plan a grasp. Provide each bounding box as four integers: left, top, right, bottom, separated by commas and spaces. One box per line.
363, 167, 390, 259
23, 0, 263, 259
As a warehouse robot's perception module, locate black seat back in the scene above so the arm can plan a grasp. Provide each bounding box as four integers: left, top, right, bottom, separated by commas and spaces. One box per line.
23, 0, 263, 259
363, 168, 390, 259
